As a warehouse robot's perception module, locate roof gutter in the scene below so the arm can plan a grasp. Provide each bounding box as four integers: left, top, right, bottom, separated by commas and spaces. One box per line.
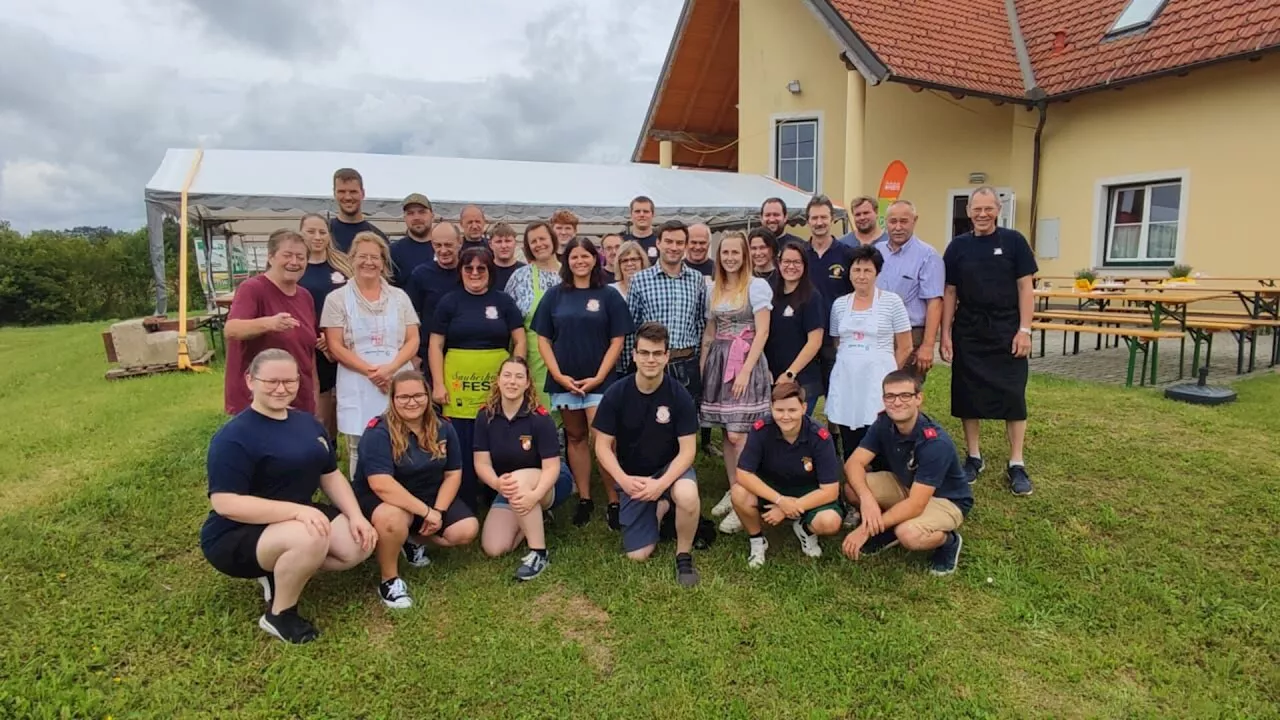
1046, 45, 1280, 102
630, 0, 695, 163
801, 0, 891, 84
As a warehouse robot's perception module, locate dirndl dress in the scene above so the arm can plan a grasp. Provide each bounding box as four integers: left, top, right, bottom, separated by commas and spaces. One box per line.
699, 277, 774, 433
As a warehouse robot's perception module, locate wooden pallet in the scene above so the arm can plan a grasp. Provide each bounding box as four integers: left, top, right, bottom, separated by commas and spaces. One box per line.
105, 351, 214, 380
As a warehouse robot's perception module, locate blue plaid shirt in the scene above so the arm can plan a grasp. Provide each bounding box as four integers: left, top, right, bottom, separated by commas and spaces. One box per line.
626, 263, 708, 357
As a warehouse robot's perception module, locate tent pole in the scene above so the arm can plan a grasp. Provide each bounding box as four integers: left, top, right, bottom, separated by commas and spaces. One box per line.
176, 148, 205, 371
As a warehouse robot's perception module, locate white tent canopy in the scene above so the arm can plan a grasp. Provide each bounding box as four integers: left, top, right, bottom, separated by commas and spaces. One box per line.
143, 148, 819, 314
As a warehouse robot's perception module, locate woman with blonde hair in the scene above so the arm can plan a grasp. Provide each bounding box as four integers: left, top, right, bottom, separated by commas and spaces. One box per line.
474, 356, 574, 580
321, 231, 420, 476
351, 370, 477, 609
609, 240, 649, 302
298, 213, 353, 438
699, 230, 774, 534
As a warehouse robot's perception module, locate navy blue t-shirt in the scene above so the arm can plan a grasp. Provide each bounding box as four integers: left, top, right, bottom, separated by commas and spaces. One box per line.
351, 416, 461, 501
943, 227, 1038, 312
474, 402, 559, 476
201, 409, 337, 547
622, 230, 659, 263
493, 261, 526, 296
299, 260, 348, 321
858, 412, 973, 515
408, 261, 462, 344
390, 236, 435, 288
686, 258, 715, 277
738, 416, 841, 494
593, 374, 698, 478
531, 284, 634, 394
431, 289, 523, 350
329, 218, 387, 254
807, 241, 855, 333
766, 284, 825, 387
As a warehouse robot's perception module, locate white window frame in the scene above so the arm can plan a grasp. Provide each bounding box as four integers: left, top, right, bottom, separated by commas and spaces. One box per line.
1091, 170, 1189, 269
768, 111, 823, 195
943, 187, 1016, 246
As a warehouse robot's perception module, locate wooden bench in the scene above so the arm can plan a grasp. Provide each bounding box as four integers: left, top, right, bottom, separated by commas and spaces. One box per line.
1031, 322, 1183, 386
1033, 310, 1257, 374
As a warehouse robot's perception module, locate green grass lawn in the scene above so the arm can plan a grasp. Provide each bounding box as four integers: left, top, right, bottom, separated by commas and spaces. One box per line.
1, 323, 1278, 719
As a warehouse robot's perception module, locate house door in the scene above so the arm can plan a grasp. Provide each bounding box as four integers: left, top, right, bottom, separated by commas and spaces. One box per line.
946, 188, 1016, 242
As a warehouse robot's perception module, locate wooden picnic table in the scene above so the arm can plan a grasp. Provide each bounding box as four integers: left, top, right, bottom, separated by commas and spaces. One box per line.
1034, 289, 1231, 383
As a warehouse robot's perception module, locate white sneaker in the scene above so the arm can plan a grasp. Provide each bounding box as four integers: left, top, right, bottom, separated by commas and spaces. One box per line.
401, 541, 431, 568
711, 491, 734, 518
257, 574, 274, 604
378, 577, 413, 609
718, 510, 743, 534
793, 520, 822, 558
747, 536, 768, 569
842, 507, 861, 529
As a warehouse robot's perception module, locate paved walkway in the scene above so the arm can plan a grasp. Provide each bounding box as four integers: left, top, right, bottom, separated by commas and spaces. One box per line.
1027, 330, 1276, 386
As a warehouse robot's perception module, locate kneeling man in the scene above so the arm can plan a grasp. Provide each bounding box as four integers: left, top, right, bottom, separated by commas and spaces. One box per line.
593, 322, 702, 587
842, 370, 972, 575
731, 382, 842, 567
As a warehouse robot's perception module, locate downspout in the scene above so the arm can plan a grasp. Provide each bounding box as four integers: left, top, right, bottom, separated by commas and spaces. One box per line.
1030, 100, 1048, 249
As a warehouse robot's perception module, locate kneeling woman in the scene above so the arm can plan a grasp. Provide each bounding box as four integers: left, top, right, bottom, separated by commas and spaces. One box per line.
201, 349, 377, 644
729, 382, 843, 568
475, 356, 574, 580
352, 370, 479, 609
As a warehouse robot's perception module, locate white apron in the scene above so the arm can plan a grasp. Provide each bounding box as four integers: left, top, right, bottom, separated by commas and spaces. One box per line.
336, 283, 411, 436
826, 289, 899, 429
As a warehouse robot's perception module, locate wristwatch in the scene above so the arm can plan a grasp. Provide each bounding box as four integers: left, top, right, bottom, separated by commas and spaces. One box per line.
1018, 327, 1032, 335
783, 370, 796, 380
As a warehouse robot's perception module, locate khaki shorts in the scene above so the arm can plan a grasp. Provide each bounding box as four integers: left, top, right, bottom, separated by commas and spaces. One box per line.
864, 471, 963, 534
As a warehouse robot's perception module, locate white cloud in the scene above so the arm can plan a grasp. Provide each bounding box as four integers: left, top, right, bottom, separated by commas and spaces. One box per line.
0, 0, 682, 231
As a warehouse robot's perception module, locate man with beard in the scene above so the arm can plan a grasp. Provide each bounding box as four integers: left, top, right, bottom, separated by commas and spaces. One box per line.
837, 196, 888, 248
621, 196, 659, 263
390, 193, 435, 288
329, 168, 387, 253
760, 198, 803, 246
684, 223, 715, 277
941, 187, 1037, 497
459, 205, 489, 247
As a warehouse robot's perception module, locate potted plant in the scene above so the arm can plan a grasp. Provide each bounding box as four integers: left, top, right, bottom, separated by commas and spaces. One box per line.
1073, 269, 1097, 292
1166, 264, 1194, 284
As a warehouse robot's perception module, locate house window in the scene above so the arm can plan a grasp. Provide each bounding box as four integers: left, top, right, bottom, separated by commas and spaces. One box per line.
1103, 180, 1181, 266
1106, 0, 1167, 36
774, 119, 818, 193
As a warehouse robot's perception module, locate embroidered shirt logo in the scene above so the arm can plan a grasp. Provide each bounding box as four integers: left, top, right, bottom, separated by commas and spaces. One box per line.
485, 305, 499, 320
586, 298, 601, 312
331, 271, 346, 284
783, 305, 795, 317
520, 435, 532, 451
655, 405, 671, 424
802, 456, 813, 473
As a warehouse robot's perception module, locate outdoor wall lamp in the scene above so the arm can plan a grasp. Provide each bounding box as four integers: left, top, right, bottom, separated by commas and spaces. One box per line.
786, 80, 802, 94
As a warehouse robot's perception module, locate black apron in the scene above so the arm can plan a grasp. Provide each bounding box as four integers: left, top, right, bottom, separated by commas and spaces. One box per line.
950, 233, 1028, 421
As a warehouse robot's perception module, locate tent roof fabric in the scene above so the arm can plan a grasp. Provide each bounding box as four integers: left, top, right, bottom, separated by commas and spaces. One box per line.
144, 148, 817, 226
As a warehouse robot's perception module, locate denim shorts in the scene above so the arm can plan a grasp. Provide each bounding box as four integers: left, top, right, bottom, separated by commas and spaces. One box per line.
550, 392, 603, 411
490, 463, 575, 510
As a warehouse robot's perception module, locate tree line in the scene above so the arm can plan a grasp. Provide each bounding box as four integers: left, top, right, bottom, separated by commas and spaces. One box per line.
0, 220, 205, 326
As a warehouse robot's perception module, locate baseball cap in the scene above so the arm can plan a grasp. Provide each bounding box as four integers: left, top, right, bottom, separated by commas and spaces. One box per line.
402, 193, 432, 211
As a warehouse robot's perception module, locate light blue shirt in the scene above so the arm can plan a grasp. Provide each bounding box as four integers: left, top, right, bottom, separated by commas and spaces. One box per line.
873, 236, 944, 327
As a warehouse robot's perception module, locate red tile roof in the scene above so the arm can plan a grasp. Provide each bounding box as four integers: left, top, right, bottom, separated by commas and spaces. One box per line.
827, 0, 1280, 99
831, 0, 1028, 97
1018, 0, 1280, 95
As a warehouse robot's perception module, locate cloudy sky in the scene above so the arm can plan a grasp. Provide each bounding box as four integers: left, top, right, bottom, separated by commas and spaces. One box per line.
0, 0, 682, 232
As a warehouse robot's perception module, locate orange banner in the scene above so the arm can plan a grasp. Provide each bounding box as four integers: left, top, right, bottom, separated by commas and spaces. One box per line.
875, 160, 908, 229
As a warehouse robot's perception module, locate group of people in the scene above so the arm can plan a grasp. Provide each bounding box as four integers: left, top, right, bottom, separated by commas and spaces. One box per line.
206, 167, 1038, 644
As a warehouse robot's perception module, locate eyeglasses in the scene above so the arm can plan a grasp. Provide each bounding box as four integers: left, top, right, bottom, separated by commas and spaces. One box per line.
462, 265, 489, 275
634, 349, 668, 359
394, 392, 429, 404
254, 377, 300, 390
779, 259, 804, 267
882, 392, 919, 404
619, 257, 643, 265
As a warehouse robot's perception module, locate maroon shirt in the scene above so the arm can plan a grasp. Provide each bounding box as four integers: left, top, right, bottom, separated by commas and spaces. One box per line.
223, 274, 318, 415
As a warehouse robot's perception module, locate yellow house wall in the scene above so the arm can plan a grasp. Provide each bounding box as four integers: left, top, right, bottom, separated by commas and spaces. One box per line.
861, 83, 1024, 252
738, 0, 848, 203
1034, 56, 1280, 278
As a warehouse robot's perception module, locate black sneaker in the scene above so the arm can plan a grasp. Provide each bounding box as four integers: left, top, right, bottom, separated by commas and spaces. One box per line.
257, 573, 275, 604
378, 577, 413, 609
514, 550, 548, 581
258, 606, 320, 644
675, 552, 700, 587
929, 531, 963, 576
861, 529, 900, 557
572, 498, 595, 527
963, 456, 985, 485
606, 503, 621, 531
401, 541, 431, 568
1008, 465, 1034, 496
